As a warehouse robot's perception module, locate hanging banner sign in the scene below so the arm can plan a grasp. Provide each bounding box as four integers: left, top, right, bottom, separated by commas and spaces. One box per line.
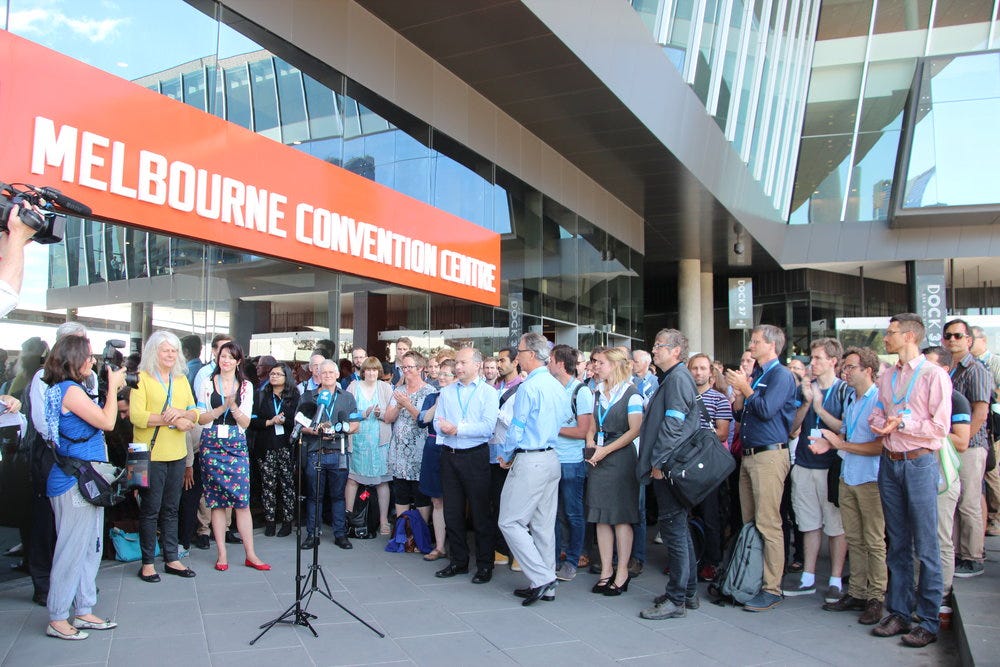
728, 278, 753, 329
0, 32, 501, 306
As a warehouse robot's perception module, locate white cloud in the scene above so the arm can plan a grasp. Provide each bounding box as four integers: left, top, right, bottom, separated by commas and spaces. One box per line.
10, 6, 126, 43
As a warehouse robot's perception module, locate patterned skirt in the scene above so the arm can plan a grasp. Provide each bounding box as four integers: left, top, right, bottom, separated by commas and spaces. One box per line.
200, 425, 250, 509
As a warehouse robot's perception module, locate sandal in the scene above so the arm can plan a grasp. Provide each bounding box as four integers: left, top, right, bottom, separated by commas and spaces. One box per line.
423, 549, 446, 561
380, 523, 392, 536
786, 560, 804, 574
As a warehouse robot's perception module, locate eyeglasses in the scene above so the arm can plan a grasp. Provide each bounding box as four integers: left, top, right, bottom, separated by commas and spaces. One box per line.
841, 364, 860, 373
651, 342, 670, 350
439, 373, 455, 379
943, 332, 967, 340
400, 365, 418, 371
884, 329, 902, 337
516, 348, 532, 354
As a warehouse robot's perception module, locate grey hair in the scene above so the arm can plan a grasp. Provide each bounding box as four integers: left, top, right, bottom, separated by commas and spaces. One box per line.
654, 329, 689, 363
632, 349, 651, 365
463, 347, 484, 365
521, 332, 551, 363
56, 321, 87, 340
139, 330, 188, 378
752, 324, 786, 355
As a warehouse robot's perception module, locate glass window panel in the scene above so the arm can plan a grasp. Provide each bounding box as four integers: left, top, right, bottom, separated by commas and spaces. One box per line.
668, 0, 697, 51
788, 135, 853, 223
223, 65, 252, 129
847, 130, 900, 221
816, 0, 873, 40
249, 58, 280, 137
159, 75, 182, 101
340, 94, 363, 138
716, 0, 746, 130
874, 0, 931, 33
631, 0, 661, 33
693, 0, 723, 104
275, 58, 309, 143
303, 75, 341, 138
857, 59, 917, 133
800, 64, 863, 136
734, 0, 766, 155
182, 69, 207, 111
934, 0, 993, 28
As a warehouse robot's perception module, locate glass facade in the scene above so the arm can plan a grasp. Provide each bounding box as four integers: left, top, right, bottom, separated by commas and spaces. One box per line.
789, 0, 1000, 224
3, 0, 642, 356
630, 0, 821, 215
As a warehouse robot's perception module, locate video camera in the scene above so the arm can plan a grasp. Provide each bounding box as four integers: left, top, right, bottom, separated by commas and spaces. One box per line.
0, 182, 93, 245
102, 339, 140, 393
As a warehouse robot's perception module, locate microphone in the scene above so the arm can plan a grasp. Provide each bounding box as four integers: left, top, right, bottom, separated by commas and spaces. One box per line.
30, 186, 93, 216
289, 401, 317, 441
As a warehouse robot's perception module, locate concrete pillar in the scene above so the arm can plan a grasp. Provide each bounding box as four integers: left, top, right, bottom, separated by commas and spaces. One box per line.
700, 270, 715, 357
354, 291, 388, 361
678, 259, 702, 354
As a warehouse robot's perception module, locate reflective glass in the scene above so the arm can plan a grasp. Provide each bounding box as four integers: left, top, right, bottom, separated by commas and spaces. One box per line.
249, 58, 280, 138
788, 135, 853, 223
874, 0, 931, 33
848, 130, 900, 221
275, 58, 309, 143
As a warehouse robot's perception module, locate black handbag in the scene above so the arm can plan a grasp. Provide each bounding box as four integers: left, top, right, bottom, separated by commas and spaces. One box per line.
661, 398, 736, 509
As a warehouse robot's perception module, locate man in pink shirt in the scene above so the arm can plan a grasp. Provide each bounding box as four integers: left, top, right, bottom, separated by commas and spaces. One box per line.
869, 313, 951, 648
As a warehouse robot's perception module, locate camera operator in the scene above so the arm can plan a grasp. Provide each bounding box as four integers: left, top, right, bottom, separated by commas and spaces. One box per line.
0, 204, 42, 318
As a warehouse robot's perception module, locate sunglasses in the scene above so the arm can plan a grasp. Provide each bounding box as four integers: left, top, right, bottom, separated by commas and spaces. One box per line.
943, 332, 967, 340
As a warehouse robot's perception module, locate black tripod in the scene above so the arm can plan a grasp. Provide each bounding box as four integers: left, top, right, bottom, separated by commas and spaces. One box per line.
251, 432, 384, 644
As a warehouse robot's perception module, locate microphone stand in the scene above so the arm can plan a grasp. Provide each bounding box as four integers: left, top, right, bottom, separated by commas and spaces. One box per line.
251, 427, 384, 643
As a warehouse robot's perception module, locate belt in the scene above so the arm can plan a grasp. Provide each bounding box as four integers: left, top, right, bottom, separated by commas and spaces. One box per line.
883, 447, 931, 461
743, 443, 787, 456
513, 447, 553, 455
316, 448, 341, 455
441, 443, 487, 454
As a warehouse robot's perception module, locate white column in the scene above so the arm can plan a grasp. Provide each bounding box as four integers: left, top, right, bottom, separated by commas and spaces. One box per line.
678, 259, 702, 354
700, 270, 715, 357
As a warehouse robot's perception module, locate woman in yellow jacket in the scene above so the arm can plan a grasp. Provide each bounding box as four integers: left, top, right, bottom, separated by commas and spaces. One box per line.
130, 331, 200, 582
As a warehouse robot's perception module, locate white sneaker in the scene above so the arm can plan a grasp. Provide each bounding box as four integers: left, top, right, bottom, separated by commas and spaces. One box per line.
653, 531, 663, 545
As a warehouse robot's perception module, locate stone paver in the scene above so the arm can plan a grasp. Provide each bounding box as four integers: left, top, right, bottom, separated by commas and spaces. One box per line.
0, 529, 962, 666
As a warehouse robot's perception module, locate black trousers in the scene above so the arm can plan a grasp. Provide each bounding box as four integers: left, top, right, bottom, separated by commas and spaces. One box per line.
177, 455, 203, 549
28, 434, 56, 596
489, 463, 510, 556
441, 445, 493, 570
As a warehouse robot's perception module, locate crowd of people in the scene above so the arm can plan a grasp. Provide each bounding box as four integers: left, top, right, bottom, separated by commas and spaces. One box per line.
0, 314, 996, 649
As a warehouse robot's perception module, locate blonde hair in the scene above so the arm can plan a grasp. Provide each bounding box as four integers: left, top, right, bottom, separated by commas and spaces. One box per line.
594, 346, 631, 389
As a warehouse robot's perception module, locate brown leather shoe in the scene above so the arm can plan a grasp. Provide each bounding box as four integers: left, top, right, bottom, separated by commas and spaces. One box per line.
858, 599, 883, 625
901, 626, 938, 648
822, 594, 866, 612
872, 614, 910, 637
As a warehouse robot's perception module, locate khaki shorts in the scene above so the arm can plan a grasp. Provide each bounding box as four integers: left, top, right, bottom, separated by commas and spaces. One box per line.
791, 465, 844, 536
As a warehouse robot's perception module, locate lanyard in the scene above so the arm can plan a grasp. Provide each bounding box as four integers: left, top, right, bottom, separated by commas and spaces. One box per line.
845, 386, 875, 441
456, 380, 478, 420
213, 376, 232, 422
814, 382, 837, 429
153, 370, 173, 404
751, 360, 778, 390
949, 365, 958, 379
272, 394, 281, 416
596, 381, 625, 432
890, 359, 925, 406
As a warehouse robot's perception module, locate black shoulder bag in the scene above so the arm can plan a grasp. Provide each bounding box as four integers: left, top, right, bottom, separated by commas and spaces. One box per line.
661, 396, 736, 509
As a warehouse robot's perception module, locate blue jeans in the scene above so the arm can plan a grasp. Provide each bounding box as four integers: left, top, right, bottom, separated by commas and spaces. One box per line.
556, 462, 586, 566
304, 451, 348, 538
652, 478, 697, 605
878, 452, 942, 633
632, 483, 647, 563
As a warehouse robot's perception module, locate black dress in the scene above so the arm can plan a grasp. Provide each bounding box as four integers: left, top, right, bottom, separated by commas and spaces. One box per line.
586, 383, 640, 525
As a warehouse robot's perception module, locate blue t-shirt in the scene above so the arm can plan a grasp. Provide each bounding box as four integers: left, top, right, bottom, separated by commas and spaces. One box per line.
46, 380, 106, 497
555, 379, 595, 463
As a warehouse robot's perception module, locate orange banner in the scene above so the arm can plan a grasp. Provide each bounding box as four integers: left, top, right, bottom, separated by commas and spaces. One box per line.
0, 31, 501, 305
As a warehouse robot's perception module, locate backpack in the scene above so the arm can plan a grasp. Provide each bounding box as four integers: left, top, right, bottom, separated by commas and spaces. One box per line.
348, 484, 381, 539
708, 521, 764, 606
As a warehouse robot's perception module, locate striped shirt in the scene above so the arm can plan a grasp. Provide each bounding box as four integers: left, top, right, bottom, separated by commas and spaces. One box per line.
698, 387, 733, 432
951, 352, 993, 449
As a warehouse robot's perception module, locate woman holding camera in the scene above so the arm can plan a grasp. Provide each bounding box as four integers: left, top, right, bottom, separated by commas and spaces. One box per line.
42, 335, 124, 640
197, 341, 269, 571
130, 331, 199, 583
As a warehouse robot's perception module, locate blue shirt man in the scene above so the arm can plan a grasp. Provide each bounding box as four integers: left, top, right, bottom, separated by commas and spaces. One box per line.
497, 334, 569, 604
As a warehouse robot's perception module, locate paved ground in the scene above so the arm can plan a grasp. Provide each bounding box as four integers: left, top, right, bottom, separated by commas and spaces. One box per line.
0, 526, 960, 666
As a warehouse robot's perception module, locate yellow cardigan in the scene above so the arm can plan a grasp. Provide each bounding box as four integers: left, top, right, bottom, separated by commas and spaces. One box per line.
130, 371, 199, 462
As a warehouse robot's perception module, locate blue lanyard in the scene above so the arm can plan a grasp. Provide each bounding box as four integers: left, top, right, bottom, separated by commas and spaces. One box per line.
751, 360, 778, 390
890, 359, 925, 406
456, 381, 478, 420
596, 382, 623, 432
845, 386, 875, 441
213, 377, 231, 422
949, 365, 958, 379
272, 395, 281, 416
153, 370, 173, 404
814, 382, 837, 429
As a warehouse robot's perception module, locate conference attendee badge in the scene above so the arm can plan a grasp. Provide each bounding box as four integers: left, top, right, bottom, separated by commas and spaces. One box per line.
596, 432, 605, 447
217, 424, 230, 438
274, 423, 284, 436
809, 428, 822, 441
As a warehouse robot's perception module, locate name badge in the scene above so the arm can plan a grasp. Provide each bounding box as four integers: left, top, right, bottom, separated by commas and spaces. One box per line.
809, 428, 822, 441
596, 432, 605, 448
274, 423, 284, 436
216, 424, 230, 439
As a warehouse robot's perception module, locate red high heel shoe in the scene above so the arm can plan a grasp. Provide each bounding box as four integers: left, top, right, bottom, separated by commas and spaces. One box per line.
214, 562, 228, 572
245, 558, 271, 571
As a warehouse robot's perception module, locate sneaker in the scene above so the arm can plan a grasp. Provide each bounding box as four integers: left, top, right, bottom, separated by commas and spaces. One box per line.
954, 560, 985, 577
494, 551, 509, 566
555, 563, 577, 581
194, 534, 211, 550
824, 585, 842, 604
640, 599, 685, 620
697, 564, 718, 582
510, 558, 521, 572
986, 521, 1000, 537
652, 531, 663, 545
782, 576, 817, 597
743, 591, 783, 612
685, 594, 700, 610
177, 547, 190, 559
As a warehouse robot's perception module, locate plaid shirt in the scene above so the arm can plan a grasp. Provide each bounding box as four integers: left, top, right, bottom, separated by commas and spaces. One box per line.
952, 352, 993, 449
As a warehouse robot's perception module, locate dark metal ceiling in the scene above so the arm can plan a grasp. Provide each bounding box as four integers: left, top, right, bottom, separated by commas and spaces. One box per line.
355, 0, 779, 278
